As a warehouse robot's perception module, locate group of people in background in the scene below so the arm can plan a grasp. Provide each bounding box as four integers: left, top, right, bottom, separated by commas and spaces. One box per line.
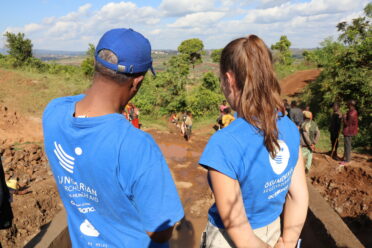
215, 100, 235, 130
170, 111, 193, 141
329, 100, 359, 165
122, 102, 140, 129
284, 99, 320, 172
283, 98, 359, 172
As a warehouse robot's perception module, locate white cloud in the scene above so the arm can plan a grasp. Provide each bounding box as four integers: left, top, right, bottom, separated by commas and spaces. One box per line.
24, 23, 43, 33
261, 0, 290, 8
243, 0, 368, 24
1, 0, 370, 50
150, 29, 161, 35
169, 12, 226, 28
2, 1, 161, 50
60, 3, 92, 22
160, 0, 216, 16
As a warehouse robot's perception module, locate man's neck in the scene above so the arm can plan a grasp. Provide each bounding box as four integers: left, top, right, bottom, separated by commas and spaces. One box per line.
75, 78, 130, 117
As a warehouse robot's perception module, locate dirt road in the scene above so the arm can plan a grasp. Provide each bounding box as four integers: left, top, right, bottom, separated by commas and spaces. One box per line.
280, 69, 320, 97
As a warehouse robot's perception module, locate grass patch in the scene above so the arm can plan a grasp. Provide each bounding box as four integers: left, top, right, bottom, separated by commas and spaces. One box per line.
193, 115, 216, 130
140, 115, 169, 131
0, 68, 90, 116
275, 61, 316, 80
11, 141, 43, 150
315, 129, 344, 154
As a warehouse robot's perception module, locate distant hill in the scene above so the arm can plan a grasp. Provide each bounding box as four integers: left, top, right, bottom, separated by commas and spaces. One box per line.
0, 48, 85, 56
0, 47, 314, 61
0, 48, 177, 61
291, 48, 316, 59
0, 48, 86, 61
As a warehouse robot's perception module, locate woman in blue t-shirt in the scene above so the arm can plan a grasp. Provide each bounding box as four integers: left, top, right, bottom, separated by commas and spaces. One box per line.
199, 35, 308, 248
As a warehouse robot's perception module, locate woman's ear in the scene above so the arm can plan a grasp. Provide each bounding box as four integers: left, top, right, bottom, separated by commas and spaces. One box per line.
225, 71, 237, 92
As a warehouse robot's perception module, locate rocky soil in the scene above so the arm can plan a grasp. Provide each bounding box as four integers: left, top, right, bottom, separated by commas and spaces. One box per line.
309, 153, 372, 247
0, 142, 62, 247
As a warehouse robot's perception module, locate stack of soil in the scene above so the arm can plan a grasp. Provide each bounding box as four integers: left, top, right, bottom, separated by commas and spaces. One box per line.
0, 144, 61, 248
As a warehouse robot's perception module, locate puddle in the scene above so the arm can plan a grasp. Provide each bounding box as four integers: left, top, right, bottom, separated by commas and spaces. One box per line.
158, 143, 200, 163
153, 137, 211, 248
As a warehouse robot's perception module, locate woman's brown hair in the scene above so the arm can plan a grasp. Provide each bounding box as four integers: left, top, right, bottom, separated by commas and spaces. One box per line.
220, 35, 285, 158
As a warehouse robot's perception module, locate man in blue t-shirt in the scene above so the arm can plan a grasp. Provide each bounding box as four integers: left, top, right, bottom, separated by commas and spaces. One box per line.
43, 28, 184, 247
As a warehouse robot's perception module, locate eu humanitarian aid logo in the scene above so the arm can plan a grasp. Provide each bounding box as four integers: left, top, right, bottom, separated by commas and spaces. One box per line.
53, 141, 83, 173
269, 140, 290, 175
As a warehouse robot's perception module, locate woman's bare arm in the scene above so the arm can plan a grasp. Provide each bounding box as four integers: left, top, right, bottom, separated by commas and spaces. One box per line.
209, 169, 270, 248
281, 149, 309, 248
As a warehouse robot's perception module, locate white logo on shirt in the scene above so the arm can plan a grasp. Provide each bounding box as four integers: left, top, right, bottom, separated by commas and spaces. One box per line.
53, 142, 83, 174
269, 140, 290, 175
80, 219, 100, 237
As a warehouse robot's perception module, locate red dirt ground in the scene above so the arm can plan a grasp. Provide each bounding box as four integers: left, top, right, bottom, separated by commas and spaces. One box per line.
280, 69, 320, 96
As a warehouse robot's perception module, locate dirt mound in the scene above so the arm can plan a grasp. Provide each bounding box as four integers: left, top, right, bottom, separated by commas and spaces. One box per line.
311, 158, 371, 218
0, 104, 43, 145
0, 144, 61, 248
309, 153, 372, 247
280, 69, 320, 96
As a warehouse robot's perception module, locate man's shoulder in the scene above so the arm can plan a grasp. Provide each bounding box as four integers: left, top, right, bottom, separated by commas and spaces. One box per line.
122, 127, 157, 151
47, 95, 84, 107
44, 95, 84, 116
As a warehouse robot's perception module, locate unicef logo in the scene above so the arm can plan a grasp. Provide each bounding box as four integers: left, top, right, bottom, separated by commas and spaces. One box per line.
269, 140, 290, 175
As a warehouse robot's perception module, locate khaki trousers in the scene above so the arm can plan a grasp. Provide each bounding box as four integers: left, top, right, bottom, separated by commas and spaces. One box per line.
200, 217, 281, 248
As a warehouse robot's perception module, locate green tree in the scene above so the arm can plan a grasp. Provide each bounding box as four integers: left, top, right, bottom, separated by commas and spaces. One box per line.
271, 35, 292, 65
187, 86, 224, 117
167, 54, 190, 77
133, 52, 190, 115
81, 43, 95, 77
202, 72, 219, 91
337, 3, 372, 45
211, 48, 223, 63
303, 3, 372, 147
177, 38, 204, 68
4, 32, 33, 66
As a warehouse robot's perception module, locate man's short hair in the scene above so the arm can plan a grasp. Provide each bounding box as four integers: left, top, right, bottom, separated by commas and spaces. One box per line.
95, 49, 146, 84
331, 102, 339, 108
223, 107, 231, 114
348, 100, 356, 107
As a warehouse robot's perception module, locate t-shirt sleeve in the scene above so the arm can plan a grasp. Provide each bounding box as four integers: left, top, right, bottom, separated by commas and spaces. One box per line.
118, 133, 184, 232
199, 132, 241, 180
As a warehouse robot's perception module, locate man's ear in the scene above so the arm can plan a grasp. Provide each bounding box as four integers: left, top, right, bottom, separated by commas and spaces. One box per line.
131, 75, 144, 92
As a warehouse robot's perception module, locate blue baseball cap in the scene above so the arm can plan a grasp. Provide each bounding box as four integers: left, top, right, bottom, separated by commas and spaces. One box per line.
95, 28, 155, 75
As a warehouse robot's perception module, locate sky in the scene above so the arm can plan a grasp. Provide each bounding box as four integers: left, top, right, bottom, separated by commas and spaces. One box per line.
0, 0, 369, 51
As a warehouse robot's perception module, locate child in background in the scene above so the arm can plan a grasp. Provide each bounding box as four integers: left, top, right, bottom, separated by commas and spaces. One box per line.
184, 111, 193, 141
221, 107, 235, 128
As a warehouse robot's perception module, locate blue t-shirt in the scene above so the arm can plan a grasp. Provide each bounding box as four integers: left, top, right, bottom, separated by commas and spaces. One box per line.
43, 95, 184, 248
199, 116, 300, 229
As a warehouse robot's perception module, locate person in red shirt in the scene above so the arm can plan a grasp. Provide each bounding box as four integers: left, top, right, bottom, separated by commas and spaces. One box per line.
128, 103, 140, 129
341, 100, 358, 164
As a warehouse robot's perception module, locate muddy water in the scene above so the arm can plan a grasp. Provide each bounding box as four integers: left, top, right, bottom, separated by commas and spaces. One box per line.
150, 129, 212, 248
